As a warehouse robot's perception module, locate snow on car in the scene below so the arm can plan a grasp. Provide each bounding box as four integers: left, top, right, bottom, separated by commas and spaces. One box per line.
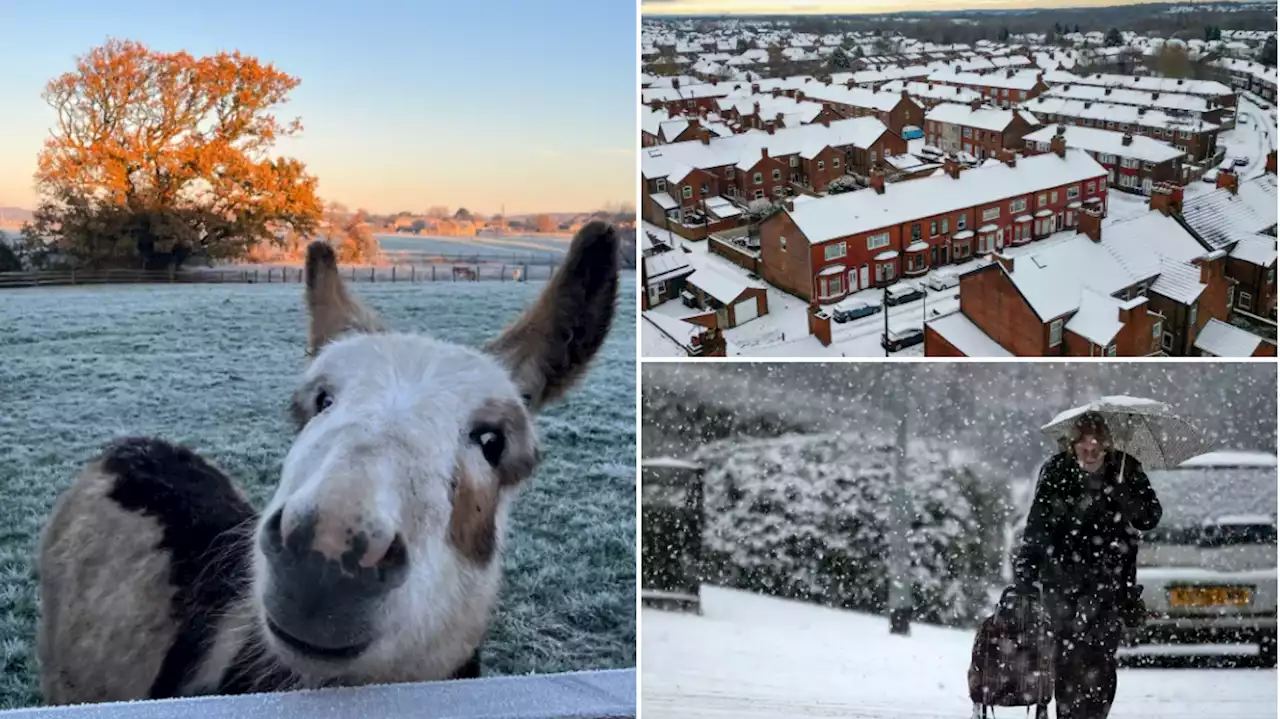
1131, 451, 1278, 666
926, 270, 960, 291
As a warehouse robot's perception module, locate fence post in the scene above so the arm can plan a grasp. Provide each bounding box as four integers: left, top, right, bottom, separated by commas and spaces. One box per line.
432, 265, 437, 282
71, 269, 76, 285
254, 269, 259, 284
370, 267, 376, 283
474, 265, 479, 282
501, 265, 506, 282
523, 264, 528, 282
391, 265, 396, 282
410, 265, 415, 282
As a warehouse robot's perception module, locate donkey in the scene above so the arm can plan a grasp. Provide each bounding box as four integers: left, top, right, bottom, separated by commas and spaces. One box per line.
36, 221, 620, 705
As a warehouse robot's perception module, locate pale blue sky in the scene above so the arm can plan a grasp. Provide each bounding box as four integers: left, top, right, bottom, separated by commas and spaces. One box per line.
0, 0, 636, 215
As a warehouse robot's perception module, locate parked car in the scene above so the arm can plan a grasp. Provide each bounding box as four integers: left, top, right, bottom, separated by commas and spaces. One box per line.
1234, 156, 1250, 167
1129, 451, 1278, 666
881, 326, 925, 352
1203, 169, 1219, 183
1260, 102, 1272, 110
832, 297, 882, 323
926, 270, 959, 292
884, 281, 926, 306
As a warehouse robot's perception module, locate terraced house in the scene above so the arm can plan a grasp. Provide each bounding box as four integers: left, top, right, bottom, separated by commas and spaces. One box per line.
924, 101, 1041, 160
1022, 95, 1220, 162
926, 68, 1051, 108
1042, 70, 1237, 109
1022, 124, 1185, 195
757, 131, 1108, 302
640, 116, 905, 239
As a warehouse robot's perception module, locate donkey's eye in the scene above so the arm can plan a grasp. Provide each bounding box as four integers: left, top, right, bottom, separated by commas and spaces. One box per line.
315, 390, 334, 414
471, 427, 506, 467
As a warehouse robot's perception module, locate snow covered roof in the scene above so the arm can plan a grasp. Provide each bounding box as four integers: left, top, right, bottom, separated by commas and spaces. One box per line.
1180, 174, 1279, 251
880, 80, 981, 103
686, 267, 752, 305
644, 251, 694, 285
649, 192, 678, 210
1043, 70, 1233, 98
1023, 96, 1219, 134
927, 68, 1044, 91
1149, 258, 1207, 305
1042, 84, 1212, 114
1193, 318, 1267, 357
1063, 288, 1126, 346
925, 312, 1014, 357
797, 84, 905, 113
640, 116, 891, 180
1181, 451, 1278, 468
704, 196, 743, 219
1023, 124, 1185, 164
925, 102, 1039, 133
641, 83, 732, 104
785, 149, 1107, 246
998, 232, 1140, 321
1228, 235, 1278, 268
642, 311, 699, 347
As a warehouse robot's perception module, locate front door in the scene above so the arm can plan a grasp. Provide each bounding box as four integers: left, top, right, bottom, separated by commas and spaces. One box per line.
848, 268, 859, 292
860, 264, 870, 288
996, 228, 1005, 249
1142, 177, 1153, 195
1056, 212, 1064, 231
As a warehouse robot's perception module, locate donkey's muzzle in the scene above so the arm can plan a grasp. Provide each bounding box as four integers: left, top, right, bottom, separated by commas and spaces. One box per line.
259, 509, 409, 657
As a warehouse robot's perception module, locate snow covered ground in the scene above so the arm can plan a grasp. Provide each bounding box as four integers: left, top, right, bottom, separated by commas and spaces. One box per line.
643, 586, 1277, 719
0, 279, 637, 707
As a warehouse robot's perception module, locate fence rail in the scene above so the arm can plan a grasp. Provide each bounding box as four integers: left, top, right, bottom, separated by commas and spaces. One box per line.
0, 669, 635, 719
0, 262, 558, 289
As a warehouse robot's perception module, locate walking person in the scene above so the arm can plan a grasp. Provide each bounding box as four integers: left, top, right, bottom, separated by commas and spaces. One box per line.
1014, 411, 1163, 719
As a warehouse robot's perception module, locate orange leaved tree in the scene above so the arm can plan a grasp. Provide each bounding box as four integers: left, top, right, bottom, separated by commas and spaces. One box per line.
23, 38, 322, 269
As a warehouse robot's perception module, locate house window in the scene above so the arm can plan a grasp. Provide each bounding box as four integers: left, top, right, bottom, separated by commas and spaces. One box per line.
1268, 269, 1275, 285
941, 218, 949, 234
754, 189, 764, 199
1239, 292, 1253, 310
772, 169, 781, 181
1189, 302, 1198, 329
828, 275, 843, 296
682, 186, 693, 198
825, 242, 847, 261
1152, 320, 1162, 340
1010, 198, 1027, 213
833, 157, 841, 168
1161, 331, 1173, 351
818, 160, 825, 170
656, 179, 667, 193
867, 232, 891, 251
790, 157, 799, 167
930, 220, 938, 237
701, 183, 709, 196
727, 169, 736, 179
876, 263, 897, 282
1104, 343, 1117, 357
655, 280, 668, 295
1050, 190, 1058, 203
982, 207, 1000, 222
780, 236, 787, 251
1067, 186, 1080, 200
1049, 318, 1064, 348
1227, 284, 1235, 309
1038, 193, 1047, 207
754, 172, 763, 185
912, 224, 922, 241
963, 127, 973, 138
956, 214, 967, 230
728, 186, 737, 197
1085, 181, 1095, 194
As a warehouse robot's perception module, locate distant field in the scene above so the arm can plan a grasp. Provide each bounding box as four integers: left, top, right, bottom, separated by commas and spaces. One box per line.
377, 233, 571, 258
0, 278, 637, 707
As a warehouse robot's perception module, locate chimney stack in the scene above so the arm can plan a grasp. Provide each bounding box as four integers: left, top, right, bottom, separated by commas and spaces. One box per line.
766, 123, 775, 135
970, 98, 983, 111
761, 147, 769, 159
1050, 125, 1067, 158
870, 169, 886, 195
995, 252, 1015, 273
1077, 205, 1103, 243
943, 156, 962, 179
1216, 167, 1239, 195
753, 101, 761, 116
1121, 132, 1133, 146
1148, 182, 1184, 216
1266, 150, 1277, 175
700, 129, 711, 145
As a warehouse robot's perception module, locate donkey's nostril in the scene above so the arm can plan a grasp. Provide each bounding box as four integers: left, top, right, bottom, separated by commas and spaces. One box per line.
262, 509, 286, 554
375, 534, 409, 583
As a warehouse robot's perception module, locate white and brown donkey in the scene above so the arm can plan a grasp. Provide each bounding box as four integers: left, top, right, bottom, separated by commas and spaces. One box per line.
36, 222, 619, 704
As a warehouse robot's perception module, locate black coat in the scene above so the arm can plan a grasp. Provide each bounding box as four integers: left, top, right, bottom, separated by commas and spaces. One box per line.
1014, 450, 1163, 594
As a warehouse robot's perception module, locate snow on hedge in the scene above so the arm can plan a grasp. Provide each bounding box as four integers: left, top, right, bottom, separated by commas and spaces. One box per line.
692, 432, 1006, 627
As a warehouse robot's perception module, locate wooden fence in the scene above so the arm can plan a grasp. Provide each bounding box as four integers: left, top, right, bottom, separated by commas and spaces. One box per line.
0, 262, 557, 289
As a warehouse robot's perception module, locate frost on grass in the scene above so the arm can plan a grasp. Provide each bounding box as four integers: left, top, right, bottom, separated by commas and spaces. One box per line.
692, 433, 1006, 627
0, 278, 637, 708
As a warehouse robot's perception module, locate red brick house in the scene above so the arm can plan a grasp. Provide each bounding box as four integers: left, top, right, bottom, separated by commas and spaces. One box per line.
757, 139, 1109, 303
794, 85, 924, 135
1023, 124, 1185, 195
927, 68, 1050, 108
1022, 96, 1220, 163
924, 101, 1041, 160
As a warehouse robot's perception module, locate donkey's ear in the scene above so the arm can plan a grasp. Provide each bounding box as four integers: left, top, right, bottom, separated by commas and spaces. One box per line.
304, 240, 386, 357
485, 221, 619, 411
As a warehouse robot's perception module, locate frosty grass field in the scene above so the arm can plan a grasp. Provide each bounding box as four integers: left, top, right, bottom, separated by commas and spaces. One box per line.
0, 276, 637, 708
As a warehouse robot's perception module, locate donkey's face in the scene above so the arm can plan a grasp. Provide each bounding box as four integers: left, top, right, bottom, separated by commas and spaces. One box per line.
252, 222, 619, 682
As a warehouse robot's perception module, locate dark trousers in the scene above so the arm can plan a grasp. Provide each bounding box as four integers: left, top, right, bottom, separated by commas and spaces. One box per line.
1045, 585, 1122, 719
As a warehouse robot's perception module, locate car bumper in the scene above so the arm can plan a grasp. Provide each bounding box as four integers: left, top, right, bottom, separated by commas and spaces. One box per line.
1129, 612, 1276, 645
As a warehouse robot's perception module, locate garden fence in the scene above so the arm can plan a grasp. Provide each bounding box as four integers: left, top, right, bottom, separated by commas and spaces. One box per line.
0, 262, 557, 289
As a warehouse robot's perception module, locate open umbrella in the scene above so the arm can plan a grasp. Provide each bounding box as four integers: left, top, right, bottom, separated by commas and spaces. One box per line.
1040, 395, 1208, 471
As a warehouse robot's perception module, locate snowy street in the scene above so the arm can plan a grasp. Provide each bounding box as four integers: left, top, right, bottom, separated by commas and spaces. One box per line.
642, 587, 1277, 719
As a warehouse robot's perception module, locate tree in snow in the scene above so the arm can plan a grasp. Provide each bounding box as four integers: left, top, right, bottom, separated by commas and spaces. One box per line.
1157, 43, 1192, 79
826, 175, 860, 195
1105, 28, 1123, 47
830, 47, 851, 71
1261, 36, 1277, 67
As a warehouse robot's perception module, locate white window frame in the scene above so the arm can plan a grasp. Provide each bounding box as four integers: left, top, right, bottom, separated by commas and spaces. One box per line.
656, 179, 667, 193
956, 214, 967, 230
818, 160, 825, 170
1049, 318, 1064, 348
982, 207, 1000, 222
780, 236, 787, 251
754, 172, 763, 185
754, 189, 764, 199
1085, 181, 1095, 194
941, 217, 949, 234
833, 157, 841, 168
1010, 198, 1027, 214
1050, 190, 1059, 203
790, 156, 799, 167
1161, 331, 1173, 351
1152, 320, 1162, 340
1239, 291, 1253, 310
867, 232, 891, 251
682, 186, 693, 198
1227, 284, 1235, 309
1038, 192, 1047, 207
655, 280, 668, 295
1189, 302, 1198, 329
825, 242, 847, 261
1067, 185, 1080, 200
772, 169, 781, 181
1104, 343, 1117, 357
